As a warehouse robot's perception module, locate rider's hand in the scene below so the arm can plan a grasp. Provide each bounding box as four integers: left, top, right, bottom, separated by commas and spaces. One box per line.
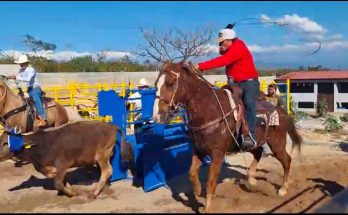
193, 64, 200, 71
7, 75, 16, 80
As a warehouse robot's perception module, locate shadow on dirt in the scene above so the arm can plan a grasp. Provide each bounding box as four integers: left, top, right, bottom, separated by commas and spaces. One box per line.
9, 165, 100, 192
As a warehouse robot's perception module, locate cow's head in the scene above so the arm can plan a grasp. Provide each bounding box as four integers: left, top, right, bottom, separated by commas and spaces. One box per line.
0, 133, 14, 162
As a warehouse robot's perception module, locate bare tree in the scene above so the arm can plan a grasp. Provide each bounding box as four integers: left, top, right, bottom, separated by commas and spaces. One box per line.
136, 27, 214, 64
23, 34, 57, 59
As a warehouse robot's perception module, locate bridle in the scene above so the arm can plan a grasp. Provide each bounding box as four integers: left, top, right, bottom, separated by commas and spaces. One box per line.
0, 82, 29, 129
155, 70, 181, 110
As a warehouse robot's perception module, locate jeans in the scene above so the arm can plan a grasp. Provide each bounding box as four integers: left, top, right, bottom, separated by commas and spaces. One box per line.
28, 87, 46, 120
228, 78, 260, 139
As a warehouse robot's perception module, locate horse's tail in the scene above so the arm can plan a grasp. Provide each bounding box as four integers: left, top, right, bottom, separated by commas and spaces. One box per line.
285, 112, 303, 155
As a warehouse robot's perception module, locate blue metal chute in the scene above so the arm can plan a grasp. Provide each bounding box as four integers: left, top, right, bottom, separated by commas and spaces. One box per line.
8, 128, 25, 152
98, 87, 195, 192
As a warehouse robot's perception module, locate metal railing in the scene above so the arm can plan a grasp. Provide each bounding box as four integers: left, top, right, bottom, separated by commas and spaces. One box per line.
0, 78, 291, 133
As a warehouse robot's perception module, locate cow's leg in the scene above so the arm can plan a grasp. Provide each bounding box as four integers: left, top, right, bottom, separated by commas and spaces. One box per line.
89, 156, 112, 199
189, 154, 203, 198
204, 151, 224, 213
55, 168, 76, 197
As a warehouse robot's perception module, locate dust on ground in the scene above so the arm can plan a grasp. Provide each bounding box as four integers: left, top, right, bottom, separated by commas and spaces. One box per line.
0, 122, 347, 213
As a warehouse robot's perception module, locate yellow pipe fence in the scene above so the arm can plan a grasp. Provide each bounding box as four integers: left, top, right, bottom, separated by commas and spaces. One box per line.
0, 79, 290, 133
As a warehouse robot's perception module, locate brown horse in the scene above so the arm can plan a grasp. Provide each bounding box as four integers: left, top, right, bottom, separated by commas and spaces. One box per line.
153, 61, 303, 212
0, 79, 69, 133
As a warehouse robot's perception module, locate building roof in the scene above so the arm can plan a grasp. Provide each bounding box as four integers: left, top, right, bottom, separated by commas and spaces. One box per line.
275, 71, 348, 82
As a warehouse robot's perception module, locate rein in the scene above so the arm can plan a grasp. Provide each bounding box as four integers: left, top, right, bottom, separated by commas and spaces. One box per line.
156, 70, 180, 108
188, 62, 243, 150
0, 83, 29, 127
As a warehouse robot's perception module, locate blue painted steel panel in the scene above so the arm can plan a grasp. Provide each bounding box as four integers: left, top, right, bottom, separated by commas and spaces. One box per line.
98, 88, 196, 192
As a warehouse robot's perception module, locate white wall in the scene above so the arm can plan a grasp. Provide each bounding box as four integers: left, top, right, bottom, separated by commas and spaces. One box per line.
334, 82, 348, 113
291, 81, 348, 113
0, 64, 275, 86
292, 92, 316, 112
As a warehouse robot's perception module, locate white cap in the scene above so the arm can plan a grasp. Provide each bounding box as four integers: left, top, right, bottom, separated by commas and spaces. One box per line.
216, 29, 237, 43
139, 78, 149, 86
14, 55, 29, 64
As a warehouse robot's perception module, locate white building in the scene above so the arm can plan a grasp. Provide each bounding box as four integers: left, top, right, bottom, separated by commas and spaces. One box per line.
275, 71, 348, 113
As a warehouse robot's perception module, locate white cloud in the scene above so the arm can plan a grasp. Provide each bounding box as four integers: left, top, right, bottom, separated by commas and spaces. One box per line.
328, 33, 344, 41
94, 51, 132, 61
199, 44, 219, 55
1, 50, 132, 62
261, 14, 326, 38
322, 40, 348, 49
248, 43, 314, 53
260, 14, 271, 22
202, 40, 348, 56
249, 41, 348, 54
47, 51, 92, 61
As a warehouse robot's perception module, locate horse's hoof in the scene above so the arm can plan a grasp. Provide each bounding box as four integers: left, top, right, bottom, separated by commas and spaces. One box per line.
61, 190, 77, 198
203, 207, 212, 213
89, 191, 99, 199
248, 177, 257, 186
193, 186, 202, 197
194, 191, 202, 198
198, 206, 211, 213
66, 183, 72, 189
277, 187, 288, 197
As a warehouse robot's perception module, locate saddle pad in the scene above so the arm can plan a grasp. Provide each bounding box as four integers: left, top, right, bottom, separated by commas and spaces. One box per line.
223, 89, 238, 121
44, 100, 56, 108
256, 110, 280, 126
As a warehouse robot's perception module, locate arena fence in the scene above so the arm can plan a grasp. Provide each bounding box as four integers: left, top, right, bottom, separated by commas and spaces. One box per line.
0, 79, 290, 132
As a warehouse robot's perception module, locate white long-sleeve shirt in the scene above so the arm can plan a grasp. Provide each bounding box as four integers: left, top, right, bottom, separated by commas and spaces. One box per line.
128, 92, 142, 110
16, 66, 41, 88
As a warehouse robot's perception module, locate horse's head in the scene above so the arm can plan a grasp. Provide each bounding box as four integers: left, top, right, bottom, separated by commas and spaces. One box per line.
153, 60, 196, 123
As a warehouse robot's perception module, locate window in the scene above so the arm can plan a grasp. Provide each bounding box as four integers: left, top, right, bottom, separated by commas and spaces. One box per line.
278, 85, 287, 94
318, 83, 334, 94
337, 82, 348, 93
337, 102, 348, 109
290, 83, 314, 93
298, 102, 314, 109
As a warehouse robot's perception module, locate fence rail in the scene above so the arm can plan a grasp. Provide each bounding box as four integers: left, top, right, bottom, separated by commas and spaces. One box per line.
0, 79, 290, 133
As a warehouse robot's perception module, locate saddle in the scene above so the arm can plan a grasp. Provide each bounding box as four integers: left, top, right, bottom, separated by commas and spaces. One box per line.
221, 85, 249, 136
257, 91, 277, 114
25, 93, 56, 129
221, 85, 278, 136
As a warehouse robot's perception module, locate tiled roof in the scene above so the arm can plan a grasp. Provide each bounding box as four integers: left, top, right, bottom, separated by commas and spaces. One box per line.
275, 71, 348, 81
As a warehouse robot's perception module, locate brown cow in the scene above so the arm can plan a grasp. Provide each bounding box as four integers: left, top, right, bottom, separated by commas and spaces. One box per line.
0, 120, 133, 198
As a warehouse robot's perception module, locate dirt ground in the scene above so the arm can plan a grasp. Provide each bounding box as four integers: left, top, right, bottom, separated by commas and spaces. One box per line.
0, 129, 347, 213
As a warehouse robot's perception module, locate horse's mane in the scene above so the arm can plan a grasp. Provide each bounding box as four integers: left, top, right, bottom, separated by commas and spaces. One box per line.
0, 79, 10, 89
0, 79, 17, 96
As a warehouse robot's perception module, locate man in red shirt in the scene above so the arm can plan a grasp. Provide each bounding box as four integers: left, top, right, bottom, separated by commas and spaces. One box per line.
194, 26, 259, 151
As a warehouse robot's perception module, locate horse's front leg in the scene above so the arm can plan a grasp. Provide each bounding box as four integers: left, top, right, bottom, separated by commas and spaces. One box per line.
189, 154, 203, 198
204, 150, 224, 213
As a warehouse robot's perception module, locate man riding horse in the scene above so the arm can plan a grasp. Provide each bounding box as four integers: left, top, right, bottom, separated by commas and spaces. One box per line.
193, 24, 260, 151
7, 54, 47, 129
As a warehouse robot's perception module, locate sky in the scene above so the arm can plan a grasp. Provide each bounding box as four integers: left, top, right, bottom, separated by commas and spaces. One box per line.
0, 1, 348, 69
